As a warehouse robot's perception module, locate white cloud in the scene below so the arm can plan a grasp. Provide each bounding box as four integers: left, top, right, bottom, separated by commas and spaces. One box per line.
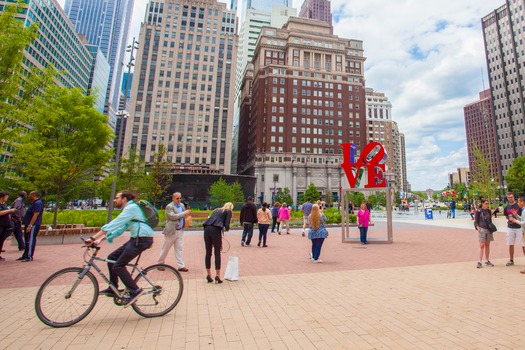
330, 0, 502, 190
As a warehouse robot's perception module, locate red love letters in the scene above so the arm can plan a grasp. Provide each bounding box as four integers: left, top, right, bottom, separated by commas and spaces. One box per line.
340, 142, 387, 188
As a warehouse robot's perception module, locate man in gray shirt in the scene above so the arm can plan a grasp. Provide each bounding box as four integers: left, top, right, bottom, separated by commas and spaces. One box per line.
301, 197, 313, 237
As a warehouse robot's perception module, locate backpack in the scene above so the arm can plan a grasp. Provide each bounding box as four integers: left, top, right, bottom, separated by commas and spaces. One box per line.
133, 200, 159, 229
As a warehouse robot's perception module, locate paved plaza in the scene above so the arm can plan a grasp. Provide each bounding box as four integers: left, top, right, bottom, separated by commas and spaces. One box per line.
1, 215, 525, 349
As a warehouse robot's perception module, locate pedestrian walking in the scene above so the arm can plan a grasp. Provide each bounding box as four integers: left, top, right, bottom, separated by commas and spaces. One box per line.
277, 203, 291, 235
308, 204, 328, 263
257, 202, 271, 247
301, 197, 313, 237
240, 196, 257, 246
271, 202, 280, 233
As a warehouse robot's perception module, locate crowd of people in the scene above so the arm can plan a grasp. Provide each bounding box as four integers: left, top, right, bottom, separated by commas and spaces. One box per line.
0, 190, 43, 263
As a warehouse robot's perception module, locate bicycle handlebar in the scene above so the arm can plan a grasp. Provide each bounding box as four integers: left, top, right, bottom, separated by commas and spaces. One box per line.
80, 236, 100, 250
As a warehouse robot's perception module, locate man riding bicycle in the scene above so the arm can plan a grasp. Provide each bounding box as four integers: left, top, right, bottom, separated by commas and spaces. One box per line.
86, 190, 155, 307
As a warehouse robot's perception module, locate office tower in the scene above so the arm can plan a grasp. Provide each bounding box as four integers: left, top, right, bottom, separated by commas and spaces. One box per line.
464, 89, 501, 184
243, 0, 289, 18
0, 0, 92, 92
482, 3, 525, 184
239, 17, 367, 205
123, 0, 238, 175
298, 0, 332, 33
86, 45, 111, 114
365, 88, 406, 193
64, 0, 134, 124
232, 5, 296, 172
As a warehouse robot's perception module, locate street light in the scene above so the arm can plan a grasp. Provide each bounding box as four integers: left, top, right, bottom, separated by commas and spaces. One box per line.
107, 37, 139, 222
254, 172, 259, 205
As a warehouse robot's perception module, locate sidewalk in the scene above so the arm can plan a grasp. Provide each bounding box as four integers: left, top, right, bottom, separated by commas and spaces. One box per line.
1, 218, 524, 349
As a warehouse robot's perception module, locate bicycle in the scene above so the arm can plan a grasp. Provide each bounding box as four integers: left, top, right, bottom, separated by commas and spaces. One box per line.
35, 237, 184, 328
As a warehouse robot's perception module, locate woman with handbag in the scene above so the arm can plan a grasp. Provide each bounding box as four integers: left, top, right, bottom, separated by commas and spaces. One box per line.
202, 202, 233, 284
0, 191, 17, 261
474, 200, 495, 268
308, 204, 328, 263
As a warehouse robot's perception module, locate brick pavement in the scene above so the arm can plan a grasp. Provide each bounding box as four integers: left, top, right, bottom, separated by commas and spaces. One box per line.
1, 217, 525, 349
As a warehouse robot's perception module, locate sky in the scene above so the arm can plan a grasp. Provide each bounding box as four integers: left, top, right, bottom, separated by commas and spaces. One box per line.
58, 0, 504, 191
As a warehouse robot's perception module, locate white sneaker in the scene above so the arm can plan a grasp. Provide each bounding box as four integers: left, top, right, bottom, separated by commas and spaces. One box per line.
309, 252, 313, 260
314, 259, 323, 263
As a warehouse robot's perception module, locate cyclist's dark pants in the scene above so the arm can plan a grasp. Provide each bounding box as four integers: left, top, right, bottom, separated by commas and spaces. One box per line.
108, 237, 153, 292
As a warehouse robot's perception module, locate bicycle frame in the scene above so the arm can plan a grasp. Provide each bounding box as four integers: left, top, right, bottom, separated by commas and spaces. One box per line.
73, 246, 155, 298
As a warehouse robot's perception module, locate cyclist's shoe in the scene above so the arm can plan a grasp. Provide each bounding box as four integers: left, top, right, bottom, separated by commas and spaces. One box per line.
99, 288, 117, 297
124, 288, 144, 308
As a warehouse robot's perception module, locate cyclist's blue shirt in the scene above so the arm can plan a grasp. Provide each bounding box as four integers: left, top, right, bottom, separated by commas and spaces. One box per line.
102, 200, 155, 243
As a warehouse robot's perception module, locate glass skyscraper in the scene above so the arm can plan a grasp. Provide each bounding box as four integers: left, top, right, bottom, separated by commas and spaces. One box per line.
64, 0, 135, 124
0, 0, 92, 91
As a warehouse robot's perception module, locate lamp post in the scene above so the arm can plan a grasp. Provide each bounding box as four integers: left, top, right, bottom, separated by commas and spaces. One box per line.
107, 37, 139, 222
254, 172, 259, 205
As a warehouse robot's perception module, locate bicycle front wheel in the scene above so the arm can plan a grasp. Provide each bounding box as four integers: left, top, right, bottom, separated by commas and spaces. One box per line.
132, 264, 183, 318
35, 267, 99, 327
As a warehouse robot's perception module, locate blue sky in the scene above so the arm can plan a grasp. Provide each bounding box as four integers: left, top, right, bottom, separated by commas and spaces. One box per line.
60, 0, 505, 191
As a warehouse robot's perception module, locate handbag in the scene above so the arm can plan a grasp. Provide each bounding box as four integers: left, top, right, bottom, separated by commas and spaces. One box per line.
488, 222, 497, 233
184, 214, 193, 228
224, 255, 239, 281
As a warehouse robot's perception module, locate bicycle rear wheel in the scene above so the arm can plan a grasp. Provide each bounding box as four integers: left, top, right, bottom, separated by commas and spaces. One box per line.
35, 267, 99, 327
132, 264, 183, 318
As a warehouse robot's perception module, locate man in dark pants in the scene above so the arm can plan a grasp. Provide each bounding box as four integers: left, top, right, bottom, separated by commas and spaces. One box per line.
10, 191, 26, 251
87, 190, 155, 307
18, 190, 43, 262
240, 196, 257, 246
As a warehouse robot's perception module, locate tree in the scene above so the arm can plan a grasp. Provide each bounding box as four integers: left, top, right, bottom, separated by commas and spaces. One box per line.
506, 156, 525, 196
13, 86, 113, 226
142, 145, 173, 206
367, 194, 378, 208
96, 148, 150, 203
230, 181, 246, 203
209, 178, 231, 206
469, 143, 498, 206
0, 1, 56, 180
275, 187, 293, 205
299, 183, 321, 203
377, 191, 387, 207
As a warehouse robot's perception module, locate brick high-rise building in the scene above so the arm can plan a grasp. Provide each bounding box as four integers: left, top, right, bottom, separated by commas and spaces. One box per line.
482, 3, 525, 185
464, 89, 501, 185
122, 0, 238, 174
238, 17, 367, 205
298, 0, 332, 34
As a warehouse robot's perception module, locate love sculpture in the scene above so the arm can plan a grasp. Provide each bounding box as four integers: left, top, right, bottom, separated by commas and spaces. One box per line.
340, 142, 388, 189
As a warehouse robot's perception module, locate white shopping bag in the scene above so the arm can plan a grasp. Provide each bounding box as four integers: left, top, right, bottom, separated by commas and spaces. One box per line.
224, 255, 239, 281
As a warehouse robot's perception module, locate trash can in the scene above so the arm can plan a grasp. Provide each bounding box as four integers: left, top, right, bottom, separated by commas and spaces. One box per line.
424, 208, 433, 220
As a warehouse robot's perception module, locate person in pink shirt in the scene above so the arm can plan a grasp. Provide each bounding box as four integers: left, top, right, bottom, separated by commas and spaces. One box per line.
356, 203, 372, 245
277, 203, 291, 235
